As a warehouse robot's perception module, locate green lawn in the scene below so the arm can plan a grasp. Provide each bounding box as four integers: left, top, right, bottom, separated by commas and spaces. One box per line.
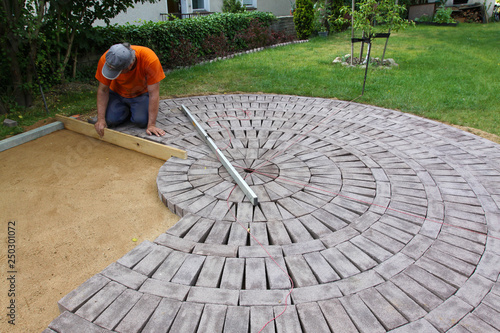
2, 22, 499, 140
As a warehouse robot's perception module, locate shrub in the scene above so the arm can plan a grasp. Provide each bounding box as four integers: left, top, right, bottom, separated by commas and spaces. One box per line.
294, 0, 314, 39
78, 12, 295, 71
222, 0, 245, 13
201, 33, 232, 59
169, 37, 199, 67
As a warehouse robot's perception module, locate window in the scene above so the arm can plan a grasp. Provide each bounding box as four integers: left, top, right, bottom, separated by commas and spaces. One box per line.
242, 0, 256, 8
193, 0, 205, 10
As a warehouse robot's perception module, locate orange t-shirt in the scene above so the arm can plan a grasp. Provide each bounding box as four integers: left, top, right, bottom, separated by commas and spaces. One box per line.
95, 45, 165, 98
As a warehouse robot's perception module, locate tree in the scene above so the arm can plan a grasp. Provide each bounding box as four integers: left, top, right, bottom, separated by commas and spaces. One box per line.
222, 0, 245, 13
334, 0, 413, 63
0, 0, 158, 111
1, 0, 47, 108
294, 0, 314, 39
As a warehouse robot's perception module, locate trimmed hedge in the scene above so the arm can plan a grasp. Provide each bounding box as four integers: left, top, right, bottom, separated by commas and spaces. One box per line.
79, 12, 295, 69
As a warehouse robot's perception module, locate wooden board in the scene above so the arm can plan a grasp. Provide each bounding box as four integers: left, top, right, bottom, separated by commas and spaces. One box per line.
55, 115, 187, 160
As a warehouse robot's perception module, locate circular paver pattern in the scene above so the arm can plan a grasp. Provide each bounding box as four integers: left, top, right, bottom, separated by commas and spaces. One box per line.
48, 94, 500, 333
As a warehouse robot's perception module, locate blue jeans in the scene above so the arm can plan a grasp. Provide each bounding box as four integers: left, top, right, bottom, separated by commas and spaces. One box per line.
106, 90, 149, 128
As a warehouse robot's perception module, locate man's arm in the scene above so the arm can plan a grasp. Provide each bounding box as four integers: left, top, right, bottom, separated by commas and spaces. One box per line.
146, 82, 165, 136
95, 82, 110, 137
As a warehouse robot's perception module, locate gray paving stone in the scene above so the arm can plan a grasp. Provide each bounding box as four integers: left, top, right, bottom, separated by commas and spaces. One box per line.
303, 251, 340, 283
321, 226, 360, 248
274, 305, 302, 333
351, 235, 393, 263
151, 250, 189, 282
220, 258, 245, 289
75, 281, 126, 322
285, 255, 318, 287
456, 273, 495, 307
246, 257, 267, 289
168, 302, 205, 333
250, 306, 276, 333
132, 245, 172, 277
138, 278, 190, 300
336, 241, 378, 271
321, 247, 361, 278
141, 298, 182, 333
187, 286, 240, 306
117, 240, 155, 268
154, 233, 196, 253
49, 311, 113, 333
94, 289, 142, 330
197, 304, 227, 333
476, 252, 500, 281
240, 289, 292, 306
415, 256, 469, 288
227, 221, 249, 245
291, 283, 342, 304
457, 313, 498, 333
340, 294, 386, 333
195, 256, 226, 288
204, 221, 231, 244
223, 306, 250, 333
391, 272, 443, 312
402, 234, 434, 260
58, 274, 110, 313
249, 222, 270, 246
388, 318, 439, 333
318, 298, 358, 333
424, 247, 476, 277
432, 240, 482, 265
239, 245, 283, 258
265, 256, 292, 290
282, 239, 326, 257
296, 302, 332, 333
184, 218, 215, 242
358, 287, 408, 330
425, 296, 474, 332
193, 243, 239, 257
267, 221, 293, 245
335, 270, 385, 296
404, 264, 457, 300
473, 303, 500, 330
171, 253, 206, 285
375, 252, 414, 280
375, 281, 427, 321
114, 293, 162, 333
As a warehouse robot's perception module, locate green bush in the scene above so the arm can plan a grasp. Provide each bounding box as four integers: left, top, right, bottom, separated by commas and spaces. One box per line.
433, 6, 456, 23
222, 0, 245, 13
293, 0, 314, 39
80, 12, 284, 70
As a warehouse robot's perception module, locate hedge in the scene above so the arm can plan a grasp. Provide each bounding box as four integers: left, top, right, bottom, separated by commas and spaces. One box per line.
79, 11, 295, 69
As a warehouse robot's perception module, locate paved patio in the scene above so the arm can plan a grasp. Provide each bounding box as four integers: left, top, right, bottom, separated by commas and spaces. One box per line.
45, 94, 500, 332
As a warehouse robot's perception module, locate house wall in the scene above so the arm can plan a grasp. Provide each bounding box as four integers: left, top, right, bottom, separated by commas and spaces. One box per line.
256, 0, 293, 16
94, 0, 295, 26
94, 0, 168, 26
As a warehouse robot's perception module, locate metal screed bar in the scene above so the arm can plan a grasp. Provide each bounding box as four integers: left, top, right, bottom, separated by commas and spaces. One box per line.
181, 104, 259, 206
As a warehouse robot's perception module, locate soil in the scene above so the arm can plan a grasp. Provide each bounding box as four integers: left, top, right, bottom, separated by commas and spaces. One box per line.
0, 129, 179, 332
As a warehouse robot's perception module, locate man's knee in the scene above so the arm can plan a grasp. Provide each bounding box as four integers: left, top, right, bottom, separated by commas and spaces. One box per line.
130, 93, 149, 128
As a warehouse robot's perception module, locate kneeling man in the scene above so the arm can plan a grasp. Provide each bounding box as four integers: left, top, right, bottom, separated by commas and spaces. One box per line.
95, 43, 166, 137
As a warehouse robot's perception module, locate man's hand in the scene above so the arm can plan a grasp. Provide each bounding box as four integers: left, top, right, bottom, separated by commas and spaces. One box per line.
146, 125, 165, 137
95, 119, 107, 137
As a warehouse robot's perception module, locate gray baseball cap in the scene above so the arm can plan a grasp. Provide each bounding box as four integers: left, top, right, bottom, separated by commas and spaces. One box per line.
102, 43, 135, 80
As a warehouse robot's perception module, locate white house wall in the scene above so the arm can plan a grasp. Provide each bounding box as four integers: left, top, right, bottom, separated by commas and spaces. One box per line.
256, 0, 293, 16
94, 0, 168, 26
92, 0, 298, 27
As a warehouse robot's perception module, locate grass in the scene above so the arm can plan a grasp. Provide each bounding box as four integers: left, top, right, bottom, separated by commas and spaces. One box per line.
1, 22, 499, 140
